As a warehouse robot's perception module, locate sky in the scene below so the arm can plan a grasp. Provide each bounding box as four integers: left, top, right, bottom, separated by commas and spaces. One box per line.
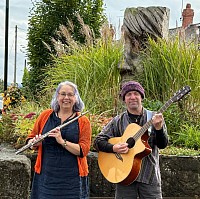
0, 0, 200, 84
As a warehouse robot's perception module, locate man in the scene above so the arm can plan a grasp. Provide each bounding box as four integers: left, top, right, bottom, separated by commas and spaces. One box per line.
93, 81, 168, 199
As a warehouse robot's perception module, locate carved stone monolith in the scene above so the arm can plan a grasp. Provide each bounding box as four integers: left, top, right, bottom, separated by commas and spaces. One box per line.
120, 6, 170, 80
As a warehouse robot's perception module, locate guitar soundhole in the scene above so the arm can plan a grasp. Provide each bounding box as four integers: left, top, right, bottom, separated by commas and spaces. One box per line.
126, 137, 135, 148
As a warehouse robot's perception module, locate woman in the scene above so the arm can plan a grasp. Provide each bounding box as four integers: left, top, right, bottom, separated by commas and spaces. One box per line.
26, 81, 92, 199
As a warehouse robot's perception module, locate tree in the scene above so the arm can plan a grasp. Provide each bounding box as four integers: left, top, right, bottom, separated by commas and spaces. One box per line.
26, 0, 105, 97
21, 66, 31, 98
0, 79, 3, 93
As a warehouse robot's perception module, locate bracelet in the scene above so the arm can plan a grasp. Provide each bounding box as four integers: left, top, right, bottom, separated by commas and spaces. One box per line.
62, 140, 67, 148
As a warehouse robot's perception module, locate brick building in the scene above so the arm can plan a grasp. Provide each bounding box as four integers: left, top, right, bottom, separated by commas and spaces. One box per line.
169, 3, 200, 42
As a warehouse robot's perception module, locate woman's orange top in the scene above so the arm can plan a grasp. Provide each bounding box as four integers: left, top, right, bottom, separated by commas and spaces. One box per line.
26, 109, 92, 177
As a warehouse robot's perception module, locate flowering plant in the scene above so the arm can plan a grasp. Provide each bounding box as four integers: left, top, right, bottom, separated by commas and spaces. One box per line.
3, 84, 26, 112
0, 111, 36, 148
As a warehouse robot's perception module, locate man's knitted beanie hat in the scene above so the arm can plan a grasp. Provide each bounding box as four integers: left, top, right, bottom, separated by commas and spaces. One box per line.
120, 81, 145, 100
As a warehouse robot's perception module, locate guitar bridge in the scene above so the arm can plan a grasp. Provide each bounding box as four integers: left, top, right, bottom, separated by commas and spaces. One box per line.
115, 153, 123, 162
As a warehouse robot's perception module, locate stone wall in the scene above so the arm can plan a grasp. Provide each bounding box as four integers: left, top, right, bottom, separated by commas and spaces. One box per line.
160, 155, 200, 197
0, 144, 199, 198
0, 144, 31, 199
88, 152, 200, 198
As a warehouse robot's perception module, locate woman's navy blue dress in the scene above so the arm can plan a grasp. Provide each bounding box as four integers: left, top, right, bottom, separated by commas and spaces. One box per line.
30, 112, 89, 199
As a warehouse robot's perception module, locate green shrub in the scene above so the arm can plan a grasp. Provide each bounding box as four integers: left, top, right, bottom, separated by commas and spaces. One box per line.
0, 113, 16, 144
0, 119, 3, 137
172, 124, 200, 150
14, 112, 37, 148
142, 98, 200, 150
0, 101, 43, 148
3, 84, 26, 112
143, 99, 182, 135
43, 24, 123, 115
139, 37, 200, 125
160, 146, 200, 156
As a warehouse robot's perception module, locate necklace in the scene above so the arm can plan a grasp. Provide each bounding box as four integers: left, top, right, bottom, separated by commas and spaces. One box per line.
128, 111, 142, 124
131, 114, 141, 123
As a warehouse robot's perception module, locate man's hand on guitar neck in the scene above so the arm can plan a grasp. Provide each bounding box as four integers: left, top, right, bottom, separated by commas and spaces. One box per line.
152, 113, 164, 130
113, 143, 129, 154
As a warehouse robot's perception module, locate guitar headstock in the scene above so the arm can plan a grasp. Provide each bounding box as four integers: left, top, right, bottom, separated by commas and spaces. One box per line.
171, 85, 191, 103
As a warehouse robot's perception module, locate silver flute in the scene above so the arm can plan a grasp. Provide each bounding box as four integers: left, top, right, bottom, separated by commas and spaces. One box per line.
15, 111, 89, 155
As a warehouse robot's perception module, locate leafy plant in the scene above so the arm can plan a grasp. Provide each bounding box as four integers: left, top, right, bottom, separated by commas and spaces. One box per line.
14, 113, 37, 148
0, 100, 44, 148
26, 0, 106, 97
89, 112, 113, 151
139, 37, 200, 125
160, 145, 200, 156
0, 119, 2, 136
44, 23, 123, 115
143, 99, 183, 138
0, 113, 17, 144
0, 79, 4, 93
3, 84, 26, 112
172, 124, 200, 150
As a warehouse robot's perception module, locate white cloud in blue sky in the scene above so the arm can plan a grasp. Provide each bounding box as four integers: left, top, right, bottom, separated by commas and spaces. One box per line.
0, 0, 200, 83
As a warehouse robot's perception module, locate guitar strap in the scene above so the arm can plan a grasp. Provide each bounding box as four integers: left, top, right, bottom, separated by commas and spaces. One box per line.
147, 109, 153, 135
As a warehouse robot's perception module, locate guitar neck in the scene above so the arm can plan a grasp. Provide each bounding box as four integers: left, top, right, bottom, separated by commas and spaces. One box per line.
134, 120, 152, 140
132, 85, 191, 141
159, 98, 173, 114
134, 99, 173, 140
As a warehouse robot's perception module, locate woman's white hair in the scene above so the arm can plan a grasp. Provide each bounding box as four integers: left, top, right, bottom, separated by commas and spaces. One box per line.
51, 81, 85, 112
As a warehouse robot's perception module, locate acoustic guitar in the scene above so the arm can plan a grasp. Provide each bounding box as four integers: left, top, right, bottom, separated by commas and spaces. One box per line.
98, 86, 191, 185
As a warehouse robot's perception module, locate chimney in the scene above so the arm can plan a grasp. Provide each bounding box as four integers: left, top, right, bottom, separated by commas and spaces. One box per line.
182, 3, 194, 28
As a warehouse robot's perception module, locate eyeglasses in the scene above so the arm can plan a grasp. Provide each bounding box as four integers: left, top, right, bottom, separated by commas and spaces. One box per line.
58, 92, 75, 98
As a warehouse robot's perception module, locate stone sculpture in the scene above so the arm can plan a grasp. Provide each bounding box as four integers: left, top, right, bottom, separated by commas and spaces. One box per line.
120, 6, 170, 78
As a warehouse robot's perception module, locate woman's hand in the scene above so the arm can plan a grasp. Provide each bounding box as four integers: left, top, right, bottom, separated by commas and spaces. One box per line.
28, 134, 42, 149
48, 127, 64, 145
